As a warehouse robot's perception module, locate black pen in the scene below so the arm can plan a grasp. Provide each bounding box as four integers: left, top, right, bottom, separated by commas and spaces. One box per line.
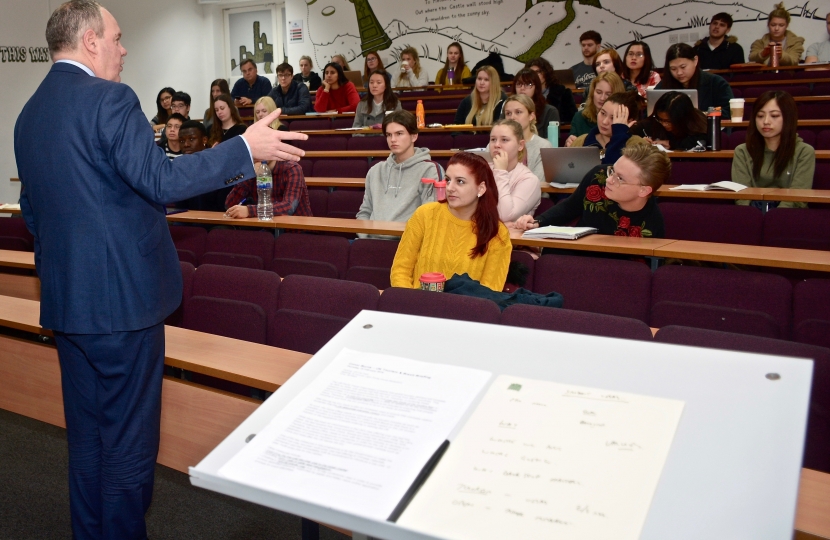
387, 440, 450, 522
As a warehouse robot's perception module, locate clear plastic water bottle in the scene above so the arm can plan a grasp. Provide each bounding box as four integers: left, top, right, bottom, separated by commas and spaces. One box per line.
255, 161, 273, 221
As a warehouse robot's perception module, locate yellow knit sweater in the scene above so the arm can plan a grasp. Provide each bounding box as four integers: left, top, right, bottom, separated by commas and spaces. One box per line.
390, 202, 512, 292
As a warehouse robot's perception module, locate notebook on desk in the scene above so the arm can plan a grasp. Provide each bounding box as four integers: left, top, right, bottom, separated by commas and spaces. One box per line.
540, 147, 601, 184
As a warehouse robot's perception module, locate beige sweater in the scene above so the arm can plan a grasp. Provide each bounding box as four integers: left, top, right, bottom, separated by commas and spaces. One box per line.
749, 30, 805, 66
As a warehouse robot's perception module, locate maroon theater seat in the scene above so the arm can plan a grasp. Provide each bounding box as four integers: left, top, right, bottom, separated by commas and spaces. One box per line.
416, 134, 454, 150
288, 118, 332, 131
670, 160, 732, 185
272, 232, 350, 279
501, 304, 653, 341
377, 287, 502, 324
327, 189, 366, 220
650, 265, 792, 339
166, 261, 195, 327
168, 225, 207, 266
348, 136, 389, 151
762, 209, 830, 251
0, 217, 34, 252
268, 274, 379, 354
313, 159, 370, 178
534, 254, 652, 323
453, 133, 489, 149
660, 202, 763, 245
655, 325, 830, 473
345, 238, 399, 289
307, 189, 328, 217
202, 229, 275, 270
294, 135, 347, 151
793, 279, 830, 350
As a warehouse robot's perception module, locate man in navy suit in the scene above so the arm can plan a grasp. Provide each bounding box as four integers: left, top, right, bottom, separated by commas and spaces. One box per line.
13, 1, 307, 538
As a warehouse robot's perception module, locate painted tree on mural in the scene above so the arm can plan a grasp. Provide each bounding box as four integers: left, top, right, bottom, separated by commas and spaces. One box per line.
516, 0, 602, 62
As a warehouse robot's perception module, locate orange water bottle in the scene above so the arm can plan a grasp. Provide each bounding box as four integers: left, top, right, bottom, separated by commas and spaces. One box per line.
416, 100, 425, 128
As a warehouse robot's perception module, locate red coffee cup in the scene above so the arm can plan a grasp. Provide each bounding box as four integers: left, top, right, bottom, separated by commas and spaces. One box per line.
419, 272, 446, 292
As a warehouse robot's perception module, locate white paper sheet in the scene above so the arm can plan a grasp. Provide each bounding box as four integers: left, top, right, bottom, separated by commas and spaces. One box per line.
218, 348, 492, 520
398, 374, 684, 540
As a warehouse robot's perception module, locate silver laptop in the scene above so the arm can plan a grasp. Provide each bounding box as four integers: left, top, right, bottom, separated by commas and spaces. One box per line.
540, 147, 602, 184
343, 70, 364, 89
646, 89, 699, 116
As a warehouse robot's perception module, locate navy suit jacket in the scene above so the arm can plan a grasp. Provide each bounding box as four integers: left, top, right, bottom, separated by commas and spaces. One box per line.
14, 63, 255, 334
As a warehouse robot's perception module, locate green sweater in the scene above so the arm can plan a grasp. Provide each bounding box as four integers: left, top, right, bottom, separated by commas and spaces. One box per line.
732, 140, 815, 209
569, 109, 596, 138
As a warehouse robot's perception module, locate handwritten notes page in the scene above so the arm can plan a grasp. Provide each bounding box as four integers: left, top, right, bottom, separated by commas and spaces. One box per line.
218, 348, 491, 521
398, 375, 684, 539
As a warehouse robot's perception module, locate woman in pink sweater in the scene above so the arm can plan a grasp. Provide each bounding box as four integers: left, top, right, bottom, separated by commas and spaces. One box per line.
488, 120, 541, 222
314, 62, 360, 113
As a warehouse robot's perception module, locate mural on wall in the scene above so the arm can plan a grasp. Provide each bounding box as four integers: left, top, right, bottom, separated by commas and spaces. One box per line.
290, 0, 830, 75
228, 9, 276, 75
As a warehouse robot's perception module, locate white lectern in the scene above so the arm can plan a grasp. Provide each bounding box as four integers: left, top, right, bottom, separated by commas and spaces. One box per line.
190, 310, 812, 539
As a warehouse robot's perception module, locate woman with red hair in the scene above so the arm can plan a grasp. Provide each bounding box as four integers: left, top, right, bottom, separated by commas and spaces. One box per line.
390, 152, 512, 292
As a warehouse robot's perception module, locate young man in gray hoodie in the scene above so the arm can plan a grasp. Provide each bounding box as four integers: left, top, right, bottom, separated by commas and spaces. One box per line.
356, 110, 442, 238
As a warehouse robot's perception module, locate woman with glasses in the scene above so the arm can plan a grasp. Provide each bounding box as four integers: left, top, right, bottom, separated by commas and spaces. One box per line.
510, 69, 559, 138
749, 3, 805, 66
151, 87, 175, 130
655, 43, 734, 118
566, 72, 626, 144
631, 91, 706, 150
513, 144, 669, 238
569, 91, 646, 164
524, 57, 577, 123
362, 51, 391, 89
621, 42, 661, 98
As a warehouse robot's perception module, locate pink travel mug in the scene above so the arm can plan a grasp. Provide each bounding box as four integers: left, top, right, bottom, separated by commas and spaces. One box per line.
419, 272, 446, 292
421, 178, 447, 202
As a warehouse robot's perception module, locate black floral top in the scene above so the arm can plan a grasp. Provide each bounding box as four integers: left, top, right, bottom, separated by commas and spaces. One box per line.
535, 165, 665, 238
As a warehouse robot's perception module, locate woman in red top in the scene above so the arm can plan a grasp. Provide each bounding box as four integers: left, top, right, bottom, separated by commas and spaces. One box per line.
314, 62, 360, 113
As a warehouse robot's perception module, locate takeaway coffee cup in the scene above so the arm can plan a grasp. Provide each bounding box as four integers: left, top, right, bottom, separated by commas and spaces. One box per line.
729, 98, 745, 122
401, 60, 409, 73
419, 273, 446, 292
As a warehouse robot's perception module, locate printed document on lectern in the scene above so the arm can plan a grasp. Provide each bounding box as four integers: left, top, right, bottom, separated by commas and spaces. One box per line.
397, 375, 685, 540
218, 348, 491, 520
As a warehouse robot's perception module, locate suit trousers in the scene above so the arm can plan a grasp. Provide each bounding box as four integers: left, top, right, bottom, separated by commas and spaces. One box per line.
54, 323, 165, 540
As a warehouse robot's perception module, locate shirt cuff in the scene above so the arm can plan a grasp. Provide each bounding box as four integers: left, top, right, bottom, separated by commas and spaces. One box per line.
239, 135, 253, 161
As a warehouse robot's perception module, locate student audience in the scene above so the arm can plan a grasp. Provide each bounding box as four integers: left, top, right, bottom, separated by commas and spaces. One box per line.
514, 145, 670, 238
498, 95, 553, 185
695, 12, 745, 69
632, 91, 707, 150
294, 55, 322, 91
390, 152, 512, 292
455, 66, 507, 126
353, 70, 402, 128
151, 86, 175, 128
395, 47, 430, 88
171, 91, 191, 119
621, 42, 661, 98
566, 72, 625, 142
488, 120, 542, 222
749, 3, 805, 66
525, 57, 577, 124
733, 90, 815, 209
314, 62, 360, 113
231, 59, 272, 107
357, 110, 441, 237
436, 42, 471, 85
209, 94, 247, 147
253, 96, 287, 131
267, 62, 312, 115
805, 13, 830, 63
511, 69, 559, 138
569, 91, 646, 165
332, 54, 351, 72
158, 113, 185, 160
176, 121, 227, 211
362, 51, 391, 88
571, 30, 602, 89
656, 43, 734, 119
203, 79, 230, 134
594, 49, 637, 92
225, 160, 311, 218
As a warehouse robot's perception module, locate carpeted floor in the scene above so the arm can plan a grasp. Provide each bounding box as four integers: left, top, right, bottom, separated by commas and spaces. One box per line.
0, 408, 350, 540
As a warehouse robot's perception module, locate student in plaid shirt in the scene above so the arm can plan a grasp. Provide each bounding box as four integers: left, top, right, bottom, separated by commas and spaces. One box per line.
224, 160, 312, 218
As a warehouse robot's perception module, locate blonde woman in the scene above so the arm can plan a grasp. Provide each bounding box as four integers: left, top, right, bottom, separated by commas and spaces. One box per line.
455, 66, 507, 126
494, 94, 552, 184
253, 96, 286, 131
332, 53, 351, 71
566, 71, 625, 145
749, 2, 805, 66
488, 119, 541, 222
395, 47, 429, 88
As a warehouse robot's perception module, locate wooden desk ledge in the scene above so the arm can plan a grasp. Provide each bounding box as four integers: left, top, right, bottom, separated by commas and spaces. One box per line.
0, 294, 311, 392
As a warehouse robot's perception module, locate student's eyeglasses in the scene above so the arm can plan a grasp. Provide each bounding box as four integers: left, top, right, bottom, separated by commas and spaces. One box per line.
652, 114, 672, 126
627, 52, 645, 58
514, 82, 534, 89
606, 166, 643, 187
277, 73, 293, 78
